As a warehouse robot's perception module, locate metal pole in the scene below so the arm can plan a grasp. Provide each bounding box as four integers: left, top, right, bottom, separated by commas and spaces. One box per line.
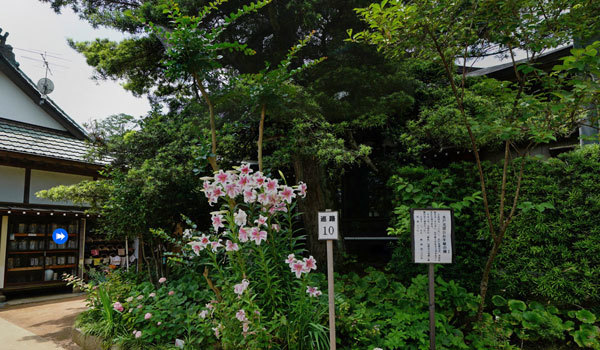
428, 263, 436, 350
327, 239, 336, 350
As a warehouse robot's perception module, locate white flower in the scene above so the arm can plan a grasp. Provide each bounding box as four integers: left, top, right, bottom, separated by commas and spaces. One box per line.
234, 209, 247, 227
175, 339, 185, 348
234, 279, 250, 295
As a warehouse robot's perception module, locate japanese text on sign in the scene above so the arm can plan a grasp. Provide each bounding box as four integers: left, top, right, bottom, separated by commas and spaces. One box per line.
318, 211, 339, 240
411, 209, 453, 264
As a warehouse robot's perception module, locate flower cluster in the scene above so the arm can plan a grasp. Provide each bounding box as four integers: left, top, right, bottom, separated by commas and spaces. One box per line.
113, 301, 124, 312
202, 164, 306, 211
182, 165, 322, 344
306, 286, 322, 297
285, 254, 317, 278
186, 165, 307, 256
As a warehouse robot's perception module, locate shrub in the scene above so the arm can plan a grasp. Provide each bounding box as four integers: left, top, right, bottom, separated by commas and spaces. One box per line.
387, 145, 600, 309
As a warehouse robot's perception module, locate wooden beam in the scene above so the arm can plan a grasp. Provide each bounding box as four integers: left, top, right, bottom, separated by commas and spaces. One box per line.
23, 168, 30, 204
0, 150, 103, 177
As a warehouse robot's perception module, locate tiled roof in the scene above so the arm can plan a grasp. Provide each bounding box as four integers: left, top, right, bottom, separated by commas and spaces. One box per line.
0, 119, 107, 165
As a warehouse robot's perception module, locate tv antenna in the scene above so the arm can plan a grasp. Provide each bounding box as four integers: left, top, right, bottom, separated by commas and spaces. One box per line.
36, 52, 55, 98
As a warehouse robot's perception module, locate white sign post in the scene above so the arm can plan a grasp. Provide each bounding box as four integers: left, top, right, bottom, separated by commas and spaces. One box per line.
411, 208, 454, 350
318, 210, 338, 350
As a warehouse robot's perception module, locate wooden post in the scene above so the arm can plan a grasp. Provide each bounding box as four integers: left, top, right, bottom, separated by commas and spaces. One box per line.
327, 239, 336, 350
320, 209, 339, 350
125, 239, 129, 271
428, 263, 435, 350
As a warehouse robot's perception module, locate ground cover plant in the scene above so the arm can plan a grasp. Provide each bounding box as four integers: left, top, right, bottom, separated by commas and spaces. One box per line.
335, 269, 600, 350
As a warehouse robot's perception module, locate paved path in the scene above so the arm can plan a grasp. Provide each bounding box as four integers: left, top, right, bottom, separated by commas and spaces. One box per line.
0, 296, 86, 350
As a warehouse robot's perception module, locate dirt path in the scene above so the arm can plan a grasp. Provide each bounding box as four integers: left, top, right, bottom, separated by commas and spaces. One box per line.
0, 296, 87, 350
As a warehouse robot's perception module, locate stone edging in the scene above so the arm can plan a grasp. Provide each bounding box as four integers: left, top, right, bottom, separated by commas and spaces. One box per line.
71, 326, 121, 350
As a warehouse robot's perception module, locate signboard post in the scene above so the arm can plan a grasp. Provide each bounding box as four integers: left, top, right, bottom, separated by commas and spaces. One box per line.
318, 210, 339, 350
411, 208, 454, 350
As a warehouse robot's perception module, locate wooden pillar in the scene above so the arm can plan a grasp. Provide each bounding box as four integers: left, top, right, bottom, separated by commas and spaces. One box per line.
78, 219, 86, 280
0, 215, 8, 302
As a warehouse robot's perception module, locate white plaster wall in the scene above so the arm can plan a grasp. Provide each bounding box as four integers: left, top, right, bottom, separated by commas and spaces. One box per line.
0, 70, 67, 131
29, 170, 91, 205
0, 165, 25, 203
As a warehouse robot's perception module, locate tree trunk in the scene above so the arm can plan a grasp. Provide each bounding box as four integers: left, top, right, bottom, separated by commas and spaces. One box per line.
193, 73, 219, 172
477, 237, 502, 319
293, 154, 329, 265
258, 104, 266, 172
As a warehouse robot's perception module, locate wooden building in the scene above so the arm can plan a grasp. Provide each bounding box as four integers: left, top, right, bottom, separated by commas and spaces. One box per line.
0, 28, 104, 301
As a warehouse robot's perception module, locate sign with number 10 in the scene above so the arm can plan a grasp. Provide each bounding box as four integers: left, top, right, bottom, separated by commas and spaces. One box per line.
318, 211, 339, 240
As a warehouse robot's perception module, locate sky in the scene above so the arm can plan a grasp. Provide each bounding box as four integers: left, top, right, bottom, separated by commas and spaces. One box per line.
0, 0, 151, 128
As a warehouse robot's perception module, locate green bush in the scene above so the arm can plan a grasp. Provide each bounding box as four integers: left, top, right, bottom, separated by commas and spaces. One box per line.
387, 145, 600, 309
74, 271, 214, 349
495, 146, 600, 307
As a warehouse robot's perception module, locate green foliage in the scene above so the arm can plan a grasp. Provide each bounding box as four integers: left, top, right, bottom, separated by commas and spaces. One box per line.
39, 111, 213, 242
143, 0, 271, 82
496, 146, 600, 307
387, 146, 600, 308
336, 269, 516, 349
386, 164, 487, 291
76, 270, 215, 348
336, 269, 600, 349
155, 167, 329, 349
491, 297, 600, 349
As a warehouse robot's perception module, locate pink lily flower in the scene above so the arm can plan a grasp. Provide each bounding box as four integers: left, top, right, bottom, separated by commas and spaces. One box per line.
306, 286, 322, 297
250, 227, 267, 245
234, 279, 250, 295
280, 186, 296, 203
239, 227, 249, 242
210, 240, 222, 252
285, 254, 295, 266
234, 209, 247, 226
211, 214, 225, 232
236, 309, 247, 322
291, 261, 306, 278
265, 179, 278, 193
255, 215, 268, 227
225, 240, 239, 252
303, 256, 317, 271
199, 234, 211, 247
240, 163, 253, 175
214, 170, 229, 184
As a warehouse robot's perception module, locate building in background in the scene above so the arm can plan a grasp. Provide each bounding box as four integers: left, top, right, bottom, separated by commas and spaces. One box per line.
0, 27, 104, 301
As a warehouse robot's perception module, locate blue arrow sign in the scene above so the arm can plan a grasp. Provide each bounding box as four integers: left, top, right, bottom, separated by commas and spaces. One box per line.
52, 228, 68, 245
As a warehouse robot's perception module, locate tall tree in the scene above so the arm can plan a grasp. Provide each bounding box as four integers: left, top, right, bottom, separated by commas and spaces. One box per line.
352, 0, 600, 318
41, 0, 432, 264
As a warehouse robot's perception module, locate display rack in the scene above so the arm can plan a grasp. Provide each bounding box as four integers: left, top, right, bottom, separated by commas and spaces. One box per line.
83, 221, 132, 272
5, 216, 80, 287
